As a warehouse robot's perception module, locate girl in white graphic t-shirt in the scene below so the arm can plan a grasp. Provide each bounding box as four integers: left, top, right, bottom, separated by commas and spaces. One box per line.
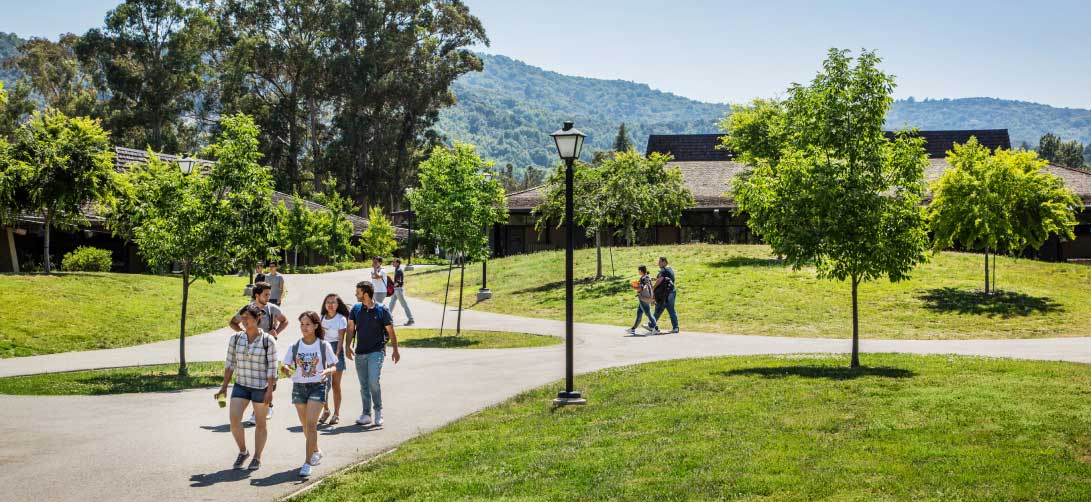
280, 311, 337, 478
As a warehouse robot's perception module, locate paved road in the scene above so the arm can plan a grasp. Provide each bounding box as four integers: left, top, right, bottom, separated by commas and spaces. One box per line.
2, 268, 1090, 502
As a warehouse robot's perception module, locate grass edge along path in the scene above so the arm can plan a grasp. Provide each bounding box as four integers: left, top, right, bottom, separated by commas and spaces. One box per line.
294, 353, 1091, 501
407, 244, 1091, 340
0, 361, 225, 395
396, 329, 560, 349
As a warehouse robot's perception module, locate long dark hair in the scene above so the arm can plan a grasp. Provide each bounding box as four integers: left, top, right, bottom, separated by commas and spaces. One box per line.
320, 293, 351, 319
299, 311, 326, 340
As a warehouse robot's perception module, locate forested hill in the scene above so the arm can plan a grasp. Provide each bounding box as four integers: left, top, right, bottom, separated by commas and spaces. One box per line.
433, 53, 730, 168
887, 97, 1091, 149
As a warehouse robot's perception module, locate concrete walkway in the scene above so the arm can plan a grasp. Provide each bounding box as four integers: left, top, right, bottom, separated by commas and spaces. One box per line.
2, 268, 1090, 502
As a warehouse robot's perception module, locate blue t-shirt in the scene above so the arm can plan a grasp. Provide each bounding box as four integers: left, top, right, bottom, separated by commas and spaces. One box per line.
351, 302, 392, 354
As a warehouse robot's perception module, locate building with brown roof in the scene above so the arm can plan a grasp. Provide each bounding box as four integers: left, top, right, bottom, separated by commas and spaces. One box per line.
492, 129, 1091, 261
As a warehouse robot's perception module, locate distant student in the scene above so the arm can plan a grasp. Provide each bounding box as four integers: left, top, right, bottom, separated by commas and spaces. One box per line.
230, 282, 290, 424
626, 265, 658, 335
652, 256, 679, 333
216, 304, 277, 471
386, 258, 415, 326
347, 281, 402, 427
266, 260, 287, 305
280, 311, 338, 478
319, 293, 351, 425
370, 257, 389, 304
254, 263, 266, 285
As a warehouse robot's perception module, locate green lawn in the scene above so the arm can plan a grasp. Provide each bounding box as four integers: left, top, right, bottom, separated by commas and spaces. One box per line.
295, 354, 1091, 501
408, 244, 1091, 339
0, 272, 248, 358
0, 361, 223, 395
396, 329, 560, 349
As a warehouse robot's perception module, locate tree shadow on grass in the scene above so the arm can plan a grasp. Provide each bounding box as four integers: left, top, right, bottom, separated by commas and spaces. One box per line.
708, 256, 786, 268
74, 374, 221, 395
512, 276, 625, 297
916, 287, 1062, 318
400, 336, 481, 348
721, 366, 916, 380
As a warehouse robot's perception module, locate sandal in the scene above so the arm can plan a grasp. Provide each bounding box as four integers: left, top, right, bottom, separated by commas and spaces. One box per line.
328, 414, 339, 425
319, 409, 331, 424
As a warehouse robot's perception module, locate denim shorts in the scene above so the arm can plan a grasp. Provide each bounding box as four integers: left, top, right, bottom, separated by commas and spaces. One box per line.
329, 341, 347, 372
231, 383, 267, 403
291, 382, 327, 404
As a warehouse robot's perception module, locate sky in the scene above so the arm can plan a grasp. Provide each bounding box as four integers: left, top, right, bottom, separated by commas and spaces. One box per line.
3, 0, 1089, 109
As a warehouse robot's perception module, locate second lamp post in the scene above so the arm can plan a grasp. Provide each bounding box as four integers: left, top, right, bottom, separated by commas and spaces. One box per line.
550, 121, 586, 406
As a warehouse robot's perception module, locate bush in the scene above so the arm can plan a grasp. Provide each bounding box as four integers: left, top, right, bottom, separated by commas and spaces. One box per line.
61, 246, 113, 272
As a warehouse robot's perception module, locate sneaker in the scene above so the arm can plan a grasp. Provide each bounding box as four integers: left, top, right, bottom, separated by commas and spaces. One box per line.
624, 327, 636, 335
643, 326, 658, 335
405, 320, 415, 326
299, 463, 312, 477
319, 409, 331, 424
233, 450, 250, 469
356, 414, 372, 426
310, 450, 324, 466
244, 413, 255, 426
669, 328, 679, 334
374, 411, 384, 426
267, 407, 274, 420
247, 458, 261, 471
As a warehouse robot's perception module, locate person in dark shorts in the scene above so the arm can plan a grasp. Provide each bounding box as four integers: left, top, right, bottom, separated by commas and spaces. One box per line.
319, 293, 351, 425
346, 281, 401, 427
280, 311, 338, 478
229, 282, 289, 424
216, 304, 277, 471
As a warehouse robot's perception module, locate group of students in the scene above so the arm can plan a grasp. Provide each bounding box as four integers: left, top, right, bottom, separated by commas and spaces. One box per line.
213, 257, 413, 478
626, 256, 680, 336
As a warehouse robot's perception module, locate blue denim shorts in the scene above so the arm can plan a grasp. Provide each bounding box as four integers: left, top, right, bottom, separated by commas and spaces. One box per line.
230, 383, 267, 403
291, 382, 327, 404
329, 341, 347, 372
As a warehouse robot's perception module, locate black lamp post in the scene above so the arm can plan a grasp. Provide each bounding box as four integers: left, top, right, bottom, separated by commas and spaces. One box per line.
550, 121, 586, 406
477, 172, 493, 302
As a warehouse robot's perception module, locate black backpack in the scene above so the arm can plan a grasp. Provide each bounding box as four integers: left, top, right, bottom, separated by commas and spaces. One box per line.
653, 272, 675, 301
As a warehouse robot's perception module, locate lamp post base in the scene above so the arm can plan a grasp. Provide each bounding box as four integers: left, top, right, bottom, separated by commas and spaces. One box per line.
405, 265, 414, 271
476, 288, 492, 302
553, 391, 585, 407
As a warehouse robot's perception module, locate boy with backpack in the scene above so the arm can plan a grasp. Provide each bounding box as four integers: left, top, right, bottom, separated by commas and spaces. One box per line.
626, 265, 658, 335
652, 256, 679, 334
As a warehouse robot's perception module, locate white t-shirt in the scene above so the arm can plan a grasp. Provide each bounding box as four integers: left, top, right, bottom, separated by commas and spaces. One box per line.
371, 268, 388, 293
281, 339, 338, 383
321, 313, 348, 342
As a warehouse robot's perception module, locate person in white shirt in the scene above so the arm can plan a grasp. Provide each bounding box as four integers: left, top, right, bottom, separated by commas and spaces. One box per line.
318, 294, 351, 425
280, 311, 338, 478
370, 256, 389, 304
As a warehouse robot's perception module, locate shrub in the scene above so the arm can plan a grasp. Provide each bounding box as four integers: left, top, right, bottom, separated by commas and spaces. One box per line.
61, 246, 113, 272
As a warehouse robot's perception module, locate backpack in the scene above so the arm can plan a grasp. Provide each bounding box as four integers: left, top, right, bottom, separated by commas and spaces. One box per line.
385, 273, 395, 296
290, 339, 327, 376
638, 277, 655, 304
653, 273, 675, 301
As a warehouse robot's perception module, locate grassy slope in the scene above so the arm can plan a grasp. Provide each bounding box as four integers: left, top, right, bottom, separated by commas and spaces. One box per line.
0, 362, 224, 395
408, 244, 1091, 339
396, 329, 560, 349
297, 354, 1091, 501
0, 273, 248, 358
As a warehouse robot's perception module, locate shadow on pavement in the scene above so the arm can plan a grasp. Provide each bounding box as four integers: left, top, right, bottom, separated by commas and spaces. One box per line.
200, 424, 232, 433
250, 469, 306, 487
916, 287, 1062, 318
720, 366, 916, 380
189, 468, 250, 487
318, 424, 382, 436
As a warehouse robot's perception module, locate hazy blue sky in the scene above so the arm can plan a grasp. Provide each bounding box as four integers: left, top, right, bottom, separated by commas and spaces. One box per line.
4, 0, 1089, 108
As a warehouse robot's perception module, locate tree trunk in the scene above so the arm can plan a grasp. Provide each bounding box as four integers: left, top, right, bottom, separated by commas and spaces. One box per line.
179, 267, 190, 377
992, 253, 997, 293
294, 249, 299, 269
43, 209, 53, 274
850, 276, 860, 369
595, 230, 603, 280
984, 249, 990, 294
456, 254, 465, 336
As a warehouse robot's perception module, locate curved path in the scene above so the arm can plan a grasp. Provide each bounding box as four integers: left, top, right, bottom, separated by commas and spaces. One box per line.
1, 268, 1089, 502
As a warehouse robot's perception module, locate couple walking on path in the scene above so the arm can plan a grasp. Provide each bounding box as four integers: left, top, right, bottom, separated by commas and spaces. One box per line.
216, 277, 402, 479
626, 256, 680, 336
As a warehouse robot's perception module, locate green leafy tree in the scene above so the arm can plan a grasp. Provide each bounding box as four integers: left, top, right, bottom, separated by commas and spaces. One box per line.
0, 79, 35, 137
76, 0, 216, 152
313, 180, 359, 262
1056, 140, 1085, 168
408, 143, 507, 334
726, 48, 930, 368
6, 110, 116, 273
359, 206, 397, 260
279, 193, 324, 268
1084, 143, 1091, 166
106, 114, 274, 376
613, 122, 633, 152
929, 138, 1079, 293
5, 34, 98, 117
1038, 133, 1061, 163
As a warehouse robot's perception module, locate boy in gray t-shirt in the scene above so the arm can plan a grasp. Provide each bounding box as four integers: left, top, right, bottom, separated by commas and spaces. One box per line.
266, 262, 286, 305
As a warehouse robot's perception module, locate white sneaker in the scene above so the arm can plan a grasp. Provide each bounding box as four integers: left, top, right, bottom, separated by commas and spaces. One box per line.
299, 463, 312, 477
244, 413, 255, 426
355, 414, 372, 426
310, 450, 323, 466
374, 411, 384, 426
643, 326, 658, 335
624, 327, 636, 335
267, 407, 274, 420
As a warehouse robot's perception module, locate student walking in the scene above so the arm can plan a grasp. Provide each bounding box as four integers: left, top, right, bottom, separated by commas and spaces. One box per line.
319, 294, 351, 425
347, 281, 401, 427
280, 311, 339, 478
265, 261, 287, 305
626, 265, 659, 335
370, 257, 389, 304
229, 282, 290, 424
652, 256, 679, 333
254, 263, 266, 285
216, 304, 277, 471
386, 258, 415, 326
